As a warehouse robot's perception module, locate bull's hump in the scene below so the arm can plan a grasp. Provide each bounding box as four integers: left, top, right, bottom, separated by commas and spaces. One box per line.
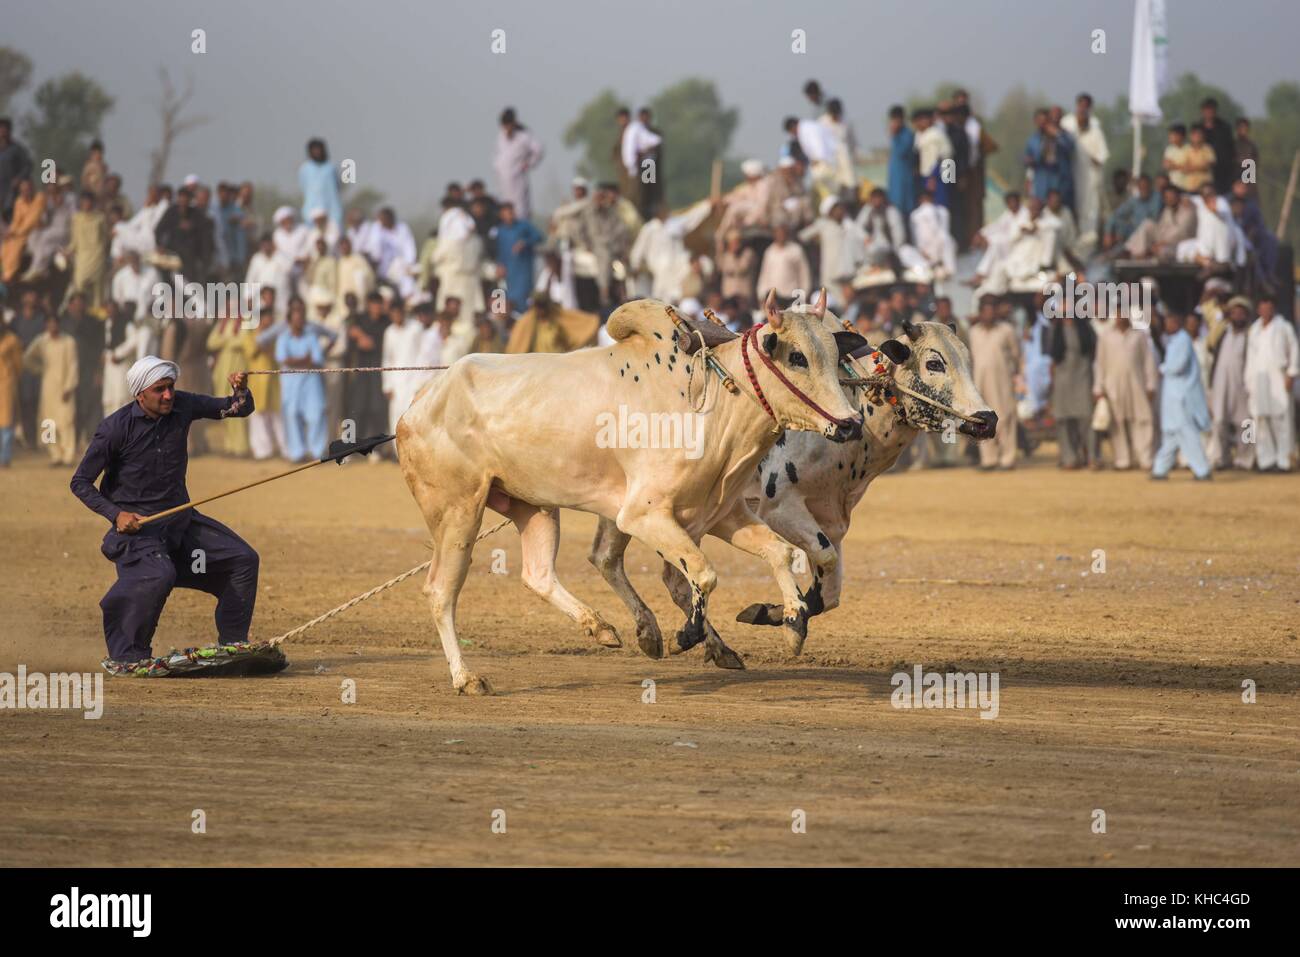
606, 298, 677, 345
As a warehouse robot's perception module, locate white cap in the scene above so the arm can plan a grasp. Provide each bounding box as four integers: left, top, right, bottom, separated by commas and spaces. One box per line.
741, 159, 765, 178
273, 205, 295, 223
777, 156, 797, 170
820, 196, 842, 217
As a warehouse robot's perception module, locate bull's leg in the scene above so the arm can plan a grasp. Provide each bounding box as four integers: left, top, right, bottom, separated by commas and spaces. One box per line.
409, 480, 493, 695
506, 502, 621, 649
615, 508, 718, 660
713, 508, 810, 656
736, 498, 838, 637
660, 562, 745, 670
588, 516, 664, 658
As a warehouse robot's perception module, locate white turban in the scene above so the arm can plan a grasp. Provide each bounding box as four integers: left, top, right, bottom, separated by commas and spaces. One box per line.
273, 205, 295, 224
741, 159, 765, 178
126, 356, 180, 396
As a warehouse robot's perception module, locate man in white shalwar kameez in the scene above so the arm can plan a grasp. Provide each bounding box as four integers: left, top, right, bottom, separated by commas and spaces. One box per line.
908, 191, 956, 281
431, 202, 486, 314
381, 306, 426, 435
972, 192, 1031, 283
361, 207, 417, 299
975, 197, 1059, 298
493, 108, 544, 222
1244, 297, 1299, 471
628, 199, 715, 302
798, 197, 864, 295
1059, 94, 1109, 257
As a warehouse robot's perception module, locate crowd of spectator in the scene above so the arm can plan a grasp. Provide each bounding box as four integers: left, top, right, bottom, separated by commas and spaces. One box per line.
0, 83, 1294, 477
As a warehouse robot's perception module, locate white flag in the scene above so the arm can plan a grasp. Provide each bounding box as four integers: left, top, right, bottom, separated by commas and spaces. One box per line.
1129, 0, 1169, 125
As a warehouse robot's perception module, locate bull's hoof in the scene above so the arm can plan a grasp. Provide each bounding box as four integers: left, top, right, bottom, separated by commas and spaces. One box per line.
671, 629, 705, 655
592, 623, 623, 649
456, 673, 494, 696
782, 614, 808, 657
636, 620, 664, 659
736, 602, 781, 627
704, 640, 746, 670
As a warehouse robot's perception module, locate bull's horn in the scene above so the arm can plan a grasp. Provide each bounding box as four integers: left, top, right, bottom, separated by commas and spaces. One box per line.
900, 315, 921, 340
812, 287, 827, 318
764, 289, 782, 328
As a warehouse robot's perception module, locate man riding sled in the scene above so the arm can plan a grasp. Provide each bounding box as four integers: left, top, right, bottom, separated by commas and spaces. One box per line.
69, 355, 284, 676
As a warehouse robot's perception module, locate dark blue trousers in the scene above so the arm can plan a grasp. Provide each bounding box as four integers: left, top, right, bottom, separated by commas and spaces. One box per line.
99, 512, 259, 662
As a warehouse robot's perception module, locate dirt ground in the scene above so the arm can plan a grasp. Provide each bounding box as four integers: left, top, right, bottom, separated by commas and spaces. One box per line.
2, 444, 1298, 867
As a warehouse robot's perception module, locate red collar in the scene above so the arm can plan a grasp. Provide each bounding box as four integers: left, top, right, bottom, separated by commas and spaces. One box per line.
739, 322, 856, 427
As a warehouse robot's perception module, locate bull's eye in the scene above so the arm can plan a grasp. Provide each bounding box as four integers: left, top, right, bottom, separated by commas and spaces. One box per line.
789, 350, 808, 368
925, 358, 944, 373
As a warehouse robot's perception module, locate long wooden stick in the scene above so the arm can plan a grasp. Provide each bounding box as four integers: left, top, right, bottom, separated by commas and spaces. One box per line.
137, 460, 323, 526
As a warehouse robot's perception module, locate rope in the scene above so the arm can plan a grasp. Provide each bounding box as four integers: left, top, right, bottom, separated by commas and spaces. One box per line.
265, 517, 512, 647
243, 365, 449, 375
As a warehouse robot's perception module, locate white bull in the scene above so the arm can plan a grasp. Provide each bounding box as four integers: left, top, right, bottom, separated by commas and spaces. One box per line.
396, 291, 868, 693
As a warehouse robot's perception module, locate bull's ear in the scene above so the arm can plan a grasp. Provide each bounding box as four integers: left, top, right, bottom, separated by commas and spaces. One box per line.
834, 330, 870, 358
764, 288, 782, 329
762, 332, 779, 355
879, 339, 912, 364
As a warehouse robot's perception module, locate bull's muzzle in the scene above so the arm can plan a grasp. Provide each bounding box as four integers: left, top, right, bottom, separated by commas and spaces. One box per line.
827, 415, 864, 443
959, 410, 998, 440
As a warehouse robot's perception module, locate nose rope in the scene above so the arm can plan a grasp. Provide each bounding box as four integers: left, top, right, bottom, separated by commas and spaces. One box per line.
839, 349, 983, 426
740, 322, 859, 430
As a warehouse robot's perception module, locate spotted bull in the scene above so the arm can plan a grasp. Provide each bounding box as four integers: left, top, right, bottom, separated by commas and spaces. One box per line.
396, 292, 868, 693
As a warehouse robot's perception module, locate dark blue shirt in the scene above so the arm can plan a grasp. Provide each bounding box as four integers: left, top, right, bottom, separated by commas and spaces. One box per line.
70, 389, 255, 547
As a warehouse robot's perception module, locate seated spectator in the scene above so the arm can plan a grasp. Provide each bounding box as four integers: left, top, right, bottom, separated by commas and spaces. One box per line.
1103, 174, 1160, 251
1124, 184, 1196, 262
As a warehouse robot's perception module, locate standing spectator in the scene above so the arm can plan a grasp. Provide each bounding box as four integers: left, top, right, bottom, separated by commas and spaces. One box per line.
246, 233, 291, 319
909, 189, 957, 281
62, 292, 104, 446
275, 297, 327, 462
1151, 309, 1213, 480
23, 176, 75, 282
335, 235, 375, 318
111, 249, 162, 323
800, 197, 862, 298
756, 224, 811, 302
241, 309, 284, 461
1, 177, 43, 282
0, 314, 21, 466
493, 107, 544, 222
1024, 109, 1074, 207
1060, 93, 1109, 256
66, 191, 110, 310
154, 185, 215, 283
271, 206, 312, 295
344, 292, 389, 447
717, 230, 757, 308
362, 206, 417, 299
11, 289, 47, 449
298, 138, 342, 228
381, 299, 423, 435
1244, 294, 1299, 472
954, 91, 995, 248
0, 118, 33, 223
968, 300, 1021, 470
577, 183, 630, 311
206, 307, 251, 456
22, 313, 79, 466
1050, 312, 1096, 468
1197, 97, 1237, 196
80, 140, 107, 200
1233, 118, 1259, 199
492, 201, 544, 314
914, 108, 954, 211
433, 198, 485, 315
103, 299, 151, 413
1208, 296, 1253, 469
1093, 311, 1158, 470
636, 107, 665, 220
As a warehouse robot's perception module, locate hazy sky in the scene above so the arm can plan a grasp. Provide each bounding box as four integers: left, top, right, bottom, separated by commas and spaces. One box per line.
8, 0, 1299, 214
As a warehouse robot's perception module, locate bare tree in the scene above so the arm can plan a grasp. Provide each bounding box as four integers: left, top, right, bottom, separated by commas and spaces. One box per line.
147, 68, 208, 186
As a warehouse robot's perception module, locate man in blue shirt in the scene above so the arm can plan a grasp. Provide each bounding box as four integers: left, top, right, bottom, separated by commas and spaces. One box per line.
70, 356, 259, 667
